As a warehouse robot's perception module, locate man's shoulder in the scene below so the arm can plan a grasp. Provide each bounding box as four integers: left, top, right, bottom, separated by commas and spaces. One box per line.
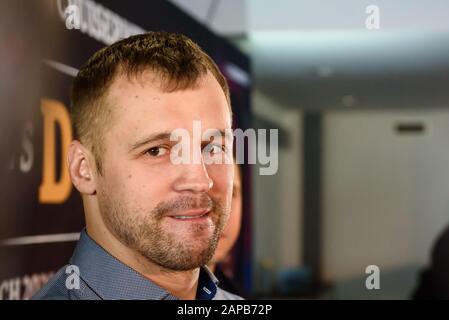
31, 265, 100, 300
31, 265, 71, 300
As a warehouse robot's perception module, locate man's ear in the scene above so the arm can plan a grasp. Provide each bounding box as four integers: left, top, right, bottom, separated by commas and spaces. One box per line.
67, 140, 97, 195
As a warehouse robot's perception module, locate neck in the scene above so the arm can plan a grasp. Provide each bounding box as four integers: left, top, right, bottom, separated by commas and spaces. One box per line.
85, 202, 200, 300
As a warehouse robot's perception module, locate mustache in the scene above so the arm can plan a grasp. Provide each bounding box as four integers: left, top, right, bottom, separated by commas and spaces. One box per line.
152, 193, 218, 219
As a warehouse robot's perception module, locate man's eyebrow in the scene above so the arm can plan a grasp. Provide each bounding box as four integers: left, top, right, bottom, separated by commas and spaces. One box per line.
129, 132, 172, 151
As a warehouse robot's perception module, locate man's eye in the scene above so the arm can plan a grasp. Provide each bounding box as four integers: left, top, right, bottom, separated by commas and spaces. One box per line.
145, 146, 168, 157
203, 144, 224, 156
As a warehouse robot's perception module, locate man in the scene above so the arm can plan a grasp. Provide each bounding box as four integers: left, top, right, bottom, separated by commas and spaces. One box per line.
33, 31, 240, 300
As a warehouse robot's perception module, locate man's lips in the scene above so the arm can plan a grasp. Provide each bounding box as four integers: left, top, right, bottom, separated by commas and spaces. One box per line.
167, 209, 211, 220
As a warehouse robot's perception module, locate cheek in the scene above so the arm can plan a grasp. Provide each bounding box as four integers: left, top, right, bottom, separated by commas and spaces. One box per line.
225, 204, 242, 236
230, 200, 242, 223
209, 165, 233, 193
123, 169, 166, 204
102, 162, 162, 205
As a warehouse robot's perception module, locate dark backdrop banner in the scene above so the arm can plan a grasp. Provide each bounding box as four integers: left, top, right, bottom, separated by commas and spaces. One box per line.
0, 0, 252, 300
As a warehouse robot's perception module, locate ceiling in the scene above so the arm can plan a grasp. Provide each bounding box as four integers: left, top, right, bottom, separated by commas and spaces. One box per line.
169, 0, 449, 109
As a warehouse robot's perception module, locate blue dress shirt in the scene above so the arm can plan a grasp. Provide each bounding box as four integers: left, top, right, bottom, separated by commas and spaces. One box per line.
32, 229, 242, 300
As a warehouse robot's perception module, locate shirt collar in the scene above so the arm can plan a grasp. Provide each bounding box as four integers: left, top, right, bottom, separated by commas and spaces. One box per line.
197, 263, 219, 300
70, 229, 219, 300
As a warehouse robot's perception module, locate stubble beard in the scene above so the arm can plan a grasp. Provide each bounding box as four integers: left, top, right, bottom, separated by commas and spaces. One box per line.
99, 191, 230, 271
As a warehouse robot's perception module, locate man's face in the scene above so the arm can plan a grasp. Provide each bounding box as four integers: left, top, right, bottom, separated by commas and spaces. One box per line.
95, 70, 233, 271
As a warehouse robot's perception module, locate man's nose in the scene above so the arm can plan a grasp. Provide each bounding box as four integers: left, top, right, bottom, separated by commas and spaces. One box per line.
172, 162, 214, 193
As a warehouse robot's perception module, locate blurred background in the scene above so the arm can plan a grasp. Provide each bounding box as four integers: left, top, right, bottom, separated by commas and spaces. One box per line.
2, 0, 449, 299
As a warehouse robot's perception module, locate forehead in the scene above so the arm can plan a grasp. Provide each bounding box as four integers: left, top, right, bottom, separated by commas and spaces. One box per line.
105, 70, 231, 143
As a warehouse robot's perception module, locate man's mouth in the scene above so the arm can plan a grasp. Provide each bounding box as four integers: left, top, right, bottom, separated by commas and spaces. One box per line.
168, 209, 211, 220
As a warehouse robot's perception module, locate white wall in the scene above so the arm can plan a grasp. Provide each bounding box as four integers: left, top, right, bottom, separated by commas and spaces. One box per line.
169, 0, 449, 35
322, 109, 449, 283
252, 89, 303, 292
248, 0, 449, 32
168, 0, 246, 35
